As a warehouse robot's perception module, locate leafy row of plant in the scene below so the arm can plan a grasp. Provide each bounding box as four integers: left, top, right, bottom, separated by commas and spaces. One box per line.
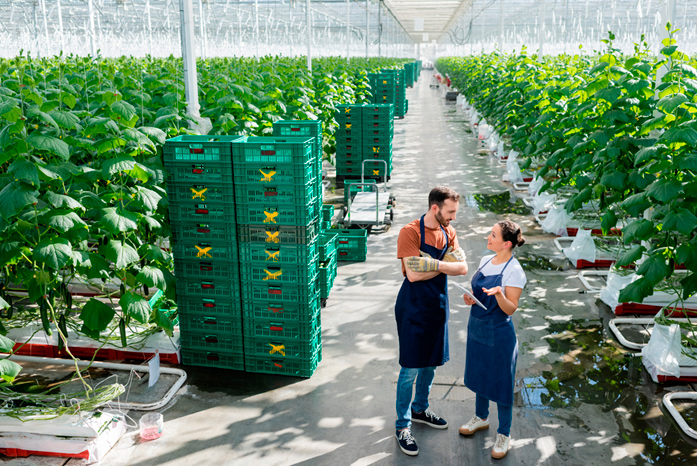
437, 26, 697, 311
0, 53, 409, 384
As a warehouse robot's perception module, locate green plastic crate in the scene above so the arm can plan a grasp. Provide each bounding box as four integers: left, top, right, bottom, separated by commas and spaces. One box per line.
240, 262, 319, 286
335, 134, 362, 147
176, 296, 242, 316
233, 159, 315, 186
242, 281, 318, 305
242, 292, 321, 322
174, 259, 240, 282
362, 104, 394, 118
239, 241, 318, 266
169, 200, 236, 224
335, 149, 362, 163
273, 120, 322, 137
237, 222, 319, 245
334, 105, 363, 122
235, 200, 318, 226
166, 181, 235, 206
180, 329, 244, 353
165, 161, 235, 185
164, 135, 245, 163
362, 120, 394, 131
176, 277, 241, 300
321, 205, 335, 222
337, 247, 367, 262
232, 137, 314, 164
320, 220, 331, 231
172, 238, 238, 263
244, 347, 320, 377
171, 220, 238, 243
244, 328, 321, 360
182, 348, 245, 370
336, 229, 368, 262
364, 142, 392, 157
243, 314, 321, 341
234, 179, 316, 207
318, 230, 339, 261
178, 310, 243, 334
319, 252, 338, 299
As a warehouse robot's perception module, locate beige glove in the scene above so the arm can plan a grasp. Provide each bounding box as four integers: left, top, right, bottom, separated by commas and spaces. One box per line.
442, 246, 466, 263
406, 256, 440, 272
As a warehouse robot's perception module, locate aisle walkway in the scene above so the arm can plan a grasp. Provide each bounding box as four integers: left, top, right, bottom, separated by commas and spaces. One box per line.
46, 72, 697, 466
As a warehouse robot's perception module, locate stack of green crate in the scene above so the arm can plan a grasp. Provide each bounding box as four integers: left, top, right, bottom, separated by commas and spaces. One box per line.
318, 230, 339, 303
415, 60, 422, 81
273, 120, 323, 218
404, 62, 415, 88
164, 134, 246, 371
335, 229, 368, 262
334, 104, 363, 184
372, 73, 397, 106
361, 104, 394, 179
380, 68, 407, 118
233, 136, 322, 378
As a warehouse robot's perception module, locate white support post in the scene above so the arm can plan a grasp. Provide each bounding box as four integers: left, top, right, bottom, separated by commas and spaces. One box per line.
365, 0, 369, 58
57, 0, 64, 53
346, 0, 350, 61
146, 0, 153, 56
255, 0, 260, 60
539, 0, 546, 56
179, 0, 201, 121
306, 0, 312, 71
88, 0, 96, 56
198, 0, 207, 59
377, 0, 381, 57
499, 0, 504, 50
39, 0, 49, 56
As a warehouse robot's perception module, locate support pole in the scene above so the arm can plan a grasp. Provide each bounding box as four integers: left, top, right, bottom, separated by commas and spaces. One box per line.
306, 0, 312, 71
377, 0, 381, 57
498, 0, 504, 50
57, 0, 64, 53
346, 0, 350, 61
365, 0, 369, 58
539, 0, 546, 56
146, 0, 153, 56
88, 0, 96, 56
40, 0, 49, 56
199, 0, 207, 59
179, 0, 201, 121
255, 0, 260, 60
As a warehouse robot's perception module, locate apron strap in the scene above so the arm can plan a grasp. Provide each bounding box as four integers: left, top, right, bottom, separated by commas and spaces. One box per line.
419, 214, 449, 260
499, 255, 515, 276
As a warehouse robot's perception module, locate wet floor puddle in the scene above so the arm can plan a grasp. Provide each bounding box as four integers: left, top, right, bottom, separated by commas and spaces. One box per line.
519, 318, 697, 463
466, 192, 529, 215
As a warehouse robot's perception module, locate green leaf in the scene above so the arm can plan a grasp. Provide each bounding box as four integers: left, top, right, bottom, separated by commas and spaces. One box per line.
616, 245, 645, 267
680, 274, 697, 300
48, 110, 80, 130
634, 146, 660, 165
119, 292, 151, 324
96, 137, 127, 155
34, 237, 74, 269
133, 187, 161, 211
122, 128, 155, 150
61, 93, 77, 109
138, 126, 167, 145
111, 100, 136, 121
661, 127, 697, 146
155, 309, 174, 337
637, 254, 671, 286
601, 210, 617, 235
100, 207, 138, 235
618, 277, 652, 303
102, 156, 136, 178
621, 193, 651, 216
79, 298, 115, 332
135, 266, 166, 289
623, 219, 654, 243
8, 158, 39, 186
26, 132, 70, 160
0, 296, 8, 310
0, 334, 14, 353
677, 243, 697, 269
82, 253, 111, 280
0, 182, 39, 219
678, 154, 697, 172
663, 208, 697, 235
600, 171, 627, 191
646, 178, 683, 203
595, 87, 622, 103
129, 164, 151, 183
658, 93, 688, 114
47, 191, 84, 210
0, 359, 22, 383
47, 210, 86, 233
104, 239, 140, 269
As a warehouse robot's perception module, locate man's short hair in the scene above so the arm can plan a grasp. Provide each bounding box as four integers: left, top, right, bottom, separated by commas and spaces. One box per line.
428, 186, 460, 208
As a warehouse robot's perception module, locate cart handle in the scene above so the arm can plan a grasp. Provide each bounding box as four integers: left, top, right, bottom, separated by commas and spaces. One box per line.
361, 159, 389, 193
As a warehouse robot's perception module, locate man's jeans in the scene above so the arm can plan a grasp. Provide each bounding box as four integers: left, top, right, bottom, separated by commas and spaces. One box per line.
395, 366, 436, 431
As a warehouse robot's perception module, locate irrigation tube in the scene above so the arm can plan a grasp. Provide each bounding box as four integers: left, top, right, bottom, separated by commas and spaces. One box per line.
8, 355, 187, 411
663, 392, 697, 440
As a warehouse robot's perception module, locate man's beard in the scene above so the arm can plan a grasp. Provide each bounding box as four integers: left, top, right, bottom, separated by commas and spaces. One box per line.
435, 210, 450, 226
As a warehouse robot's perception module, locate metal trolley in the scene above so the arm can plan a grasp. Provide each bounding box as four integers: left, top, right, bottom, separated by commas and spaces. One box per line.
341, 159, 395, 232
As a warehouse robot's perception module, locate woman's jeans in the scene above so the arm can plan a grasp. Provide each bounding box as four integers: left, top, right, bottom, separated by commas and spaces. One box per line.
395, 366, 436, 431
476, 393, 512, 436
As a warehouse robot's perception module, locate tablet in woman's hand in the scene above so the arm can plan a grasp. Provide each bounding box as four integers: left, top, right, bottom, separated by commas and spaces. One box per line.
452, 282, 487, 308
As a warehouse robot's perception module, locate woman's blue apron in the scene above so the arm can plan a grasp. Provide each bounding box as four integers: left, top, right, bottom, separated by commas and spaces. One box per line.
464, 256, 518, 406
395, 215, 449, 368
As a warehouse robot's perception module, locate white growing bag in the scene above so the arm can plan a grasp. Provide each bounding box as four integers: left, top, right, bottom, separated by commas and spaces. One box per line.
541, 204, 571, 236
642, 322, 683, 380
528, 176, 545, 196
599, 269, 637, 309
506, 160, 524, 183
508, 150, 519, 161
488, 132, 500, 151
531, 193, 557, 214
563, 229, 596, 264
478, 122, 491, 140
497, 141, 505, 156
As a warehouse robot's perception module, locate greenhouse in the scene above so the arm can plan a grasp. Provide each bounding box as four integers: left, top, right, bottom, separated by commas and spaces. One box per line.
0, 0, 697, 464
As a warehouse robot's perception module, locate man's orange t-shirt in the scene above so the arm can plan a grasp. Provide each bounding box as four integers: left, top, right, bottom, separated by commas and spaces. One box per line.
397, 218, 459, 276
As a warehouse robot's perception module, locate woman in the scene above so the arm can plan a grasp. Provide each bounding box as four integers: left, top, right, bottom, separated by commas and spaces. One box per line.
459, 220, 526, 460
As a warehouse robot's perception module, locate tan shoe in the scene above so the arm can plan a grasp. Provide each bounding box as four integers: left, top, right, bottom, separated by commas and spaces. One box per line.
458, 415, 489, 435
491, 433, 510, 459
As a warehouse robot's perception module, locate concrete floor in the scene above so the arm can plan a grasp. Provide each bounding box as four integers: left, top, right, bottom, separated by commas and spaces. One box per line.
5, 73, 697, 466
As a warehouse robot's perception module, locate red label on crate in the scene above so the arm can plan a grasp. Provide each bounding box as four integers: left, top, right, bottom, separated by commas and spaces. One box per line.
291, 127, 300, 131
339, 240, 349, 244
203, 301, 216, 308
192, 168, 204, 174
191, 148, 204, 154
205, 336, 218, 343
340, 251, 348, 255
207, 354, 220, 361
273, 362, 283, 368
197, 228, 211, 233
196, 208, 209, 214
264, 191, 278, 197
270, 326, 283, 332
204, 318, 216, 325
268, 288, 282, 295
269, 307, 284, 313
200, 265, 213, 271
202, 283, 214, 289
261, 150, 276, 156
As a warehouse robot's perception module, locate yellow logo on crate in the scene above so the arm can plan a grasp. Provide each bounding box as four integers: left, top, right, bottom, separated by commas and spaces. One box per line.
265, 231, 280, 243
373, 170, 380, 176
344, 107, 351, 113
195, 245, 213, 258
346, 123, 352, 129
269, 343, 286, 356
373, 147, 379, 153
263, 269, 283, 281
190, 187, 207, 200
259, 169, 276, 182
263, 211, 279, 224
266, 250, 280, 261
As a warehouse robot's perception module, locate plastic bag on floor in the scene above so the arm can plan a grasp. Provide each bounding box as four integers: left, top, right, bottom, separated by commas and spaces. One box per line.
599, 269, 637, 309
540, 204, 571, 236
563, 229, 596, 264
528, 176, 544, 196
531, 193, 556, 214
506, 160, 524, 184
642, 321, 682, 381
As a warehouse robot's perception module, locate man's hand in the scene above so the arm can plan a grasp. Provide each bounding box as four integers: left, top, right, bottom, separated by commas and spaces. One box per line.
406, 256, 440, 272
442, 247, 466, 263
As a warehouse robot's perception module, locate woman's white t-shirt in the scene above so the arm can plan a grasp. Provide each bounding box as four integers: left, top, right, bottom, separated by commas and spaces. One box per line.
475, 254, 526, 296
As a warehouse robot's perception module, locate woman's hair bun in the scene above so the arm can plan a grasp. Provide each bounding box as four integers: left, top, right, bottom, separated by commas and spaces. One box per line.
497, 220, 525, 249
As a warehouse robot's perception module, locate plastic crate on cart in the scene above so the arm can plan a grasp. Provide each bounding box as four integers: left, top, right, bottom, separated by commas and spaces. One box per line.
178, 310, 243, 334
176, 277, 241, 300
235, 201, 318, 226
234, 179, 316, 206
244, 347, 320, 377
180, 330, 244, 354
336, 229, 368, 247
244, 329, 321, 360
172, 239, 238, 263
318, 230, 339, 260
171, 221, 238, 243
182, 348, 245, 370
174, 259, 240, 282
169, 200, 236, 224
163, 135, 245, 163
242, 292, 321, 322
237, 222, 319, 245
335, 150, 362, 162
240, 241, 318, 266
242, 281, 318, 305
243, 315, 321, 341
177, 296, 242, 316
362, 127, 394, 142
232, 137, 314, 164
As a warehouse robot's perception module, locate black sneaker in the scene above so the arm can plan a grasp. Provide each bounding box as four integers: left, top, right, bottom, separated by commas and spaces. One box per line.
411, 408, 448, 429
396, 428, 419, 456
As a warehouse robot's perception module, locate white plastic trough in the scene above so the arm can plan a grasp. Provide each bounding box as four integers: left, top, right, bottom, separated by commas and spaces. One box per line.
663, 392, 697, 440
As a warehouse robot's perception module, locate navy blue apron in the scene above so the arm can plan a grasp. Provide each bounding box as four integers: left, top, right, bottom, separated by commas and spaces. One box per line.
464, 256, 518, 406
395, 215, 450, 368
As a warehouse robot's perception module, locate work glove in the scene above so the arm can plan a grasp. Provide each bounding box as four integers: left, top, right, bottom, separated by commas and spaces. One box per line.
442, 246, 466, 263
406, 256, 440, 272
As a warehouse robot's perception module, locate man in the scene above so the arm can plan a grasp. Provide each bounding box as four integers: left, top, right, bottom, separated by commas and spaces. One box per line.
394, 186, 468, 456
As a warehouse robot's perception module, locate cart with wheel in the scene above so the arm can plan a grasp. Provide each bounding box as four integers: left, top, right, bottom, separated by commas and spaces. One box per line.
341, 159, 395, 232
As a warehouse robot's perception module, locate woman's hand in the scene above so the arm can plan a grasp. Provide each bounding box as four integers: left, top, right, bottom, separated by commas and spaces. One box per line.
463, 294, 476, 305
482, 286, 504, 296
